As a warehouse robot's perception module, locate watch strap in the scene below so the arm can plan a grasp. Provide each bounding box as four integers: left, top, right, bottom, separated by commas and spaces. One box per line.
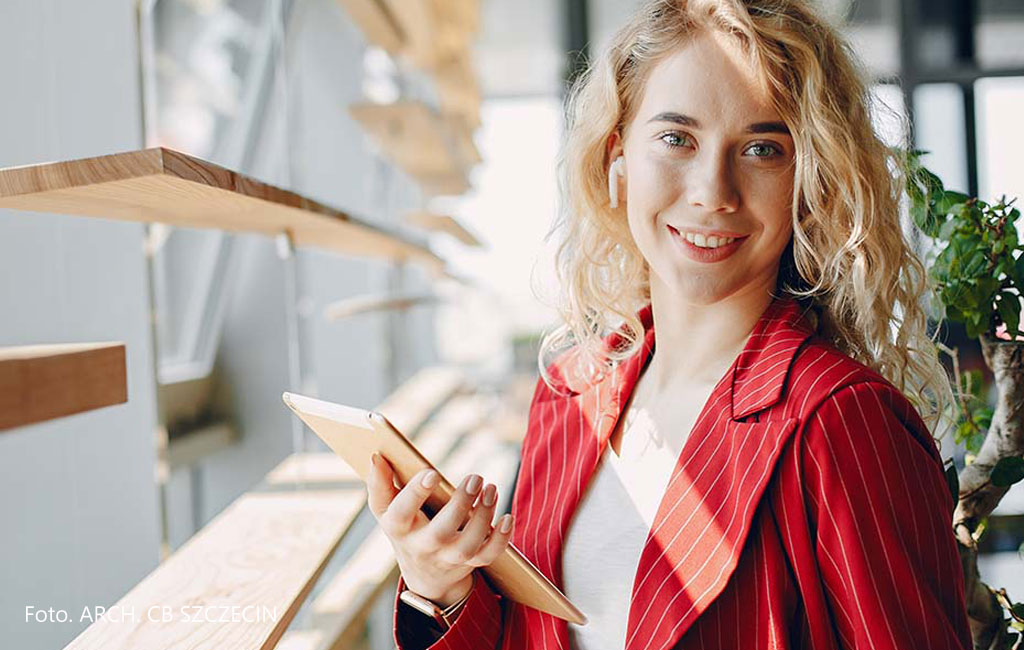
399, 572, 476, 630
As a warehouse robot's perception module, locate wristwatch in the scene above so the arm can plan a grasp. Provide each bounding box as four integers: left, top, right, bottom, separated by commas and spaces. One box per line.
399, 572, 476, 631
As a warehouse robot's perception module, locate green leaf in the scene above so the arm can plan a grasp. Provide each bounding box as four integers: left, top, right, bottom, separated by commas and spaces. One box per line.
999, 291, 1022, 337
991, 456, 1024, 487
1015, 253, 1024, 289
945, 461, 960, 512
976, 406, 994, 431
964, 250, 989, 277
934, 190, 970, 214
919, 166, 945, 196
978, 277, 1002, 300
937, 219, 957, 241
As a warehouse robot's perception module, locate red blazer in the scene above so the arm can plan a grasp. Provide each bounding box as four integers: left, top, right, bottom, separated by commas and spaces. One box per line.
393, 293, 972, 650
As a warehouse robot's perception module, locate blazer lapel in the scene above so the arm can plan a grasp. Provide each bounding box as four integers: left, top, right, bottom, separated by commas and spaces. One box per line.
531, 294, 817, 650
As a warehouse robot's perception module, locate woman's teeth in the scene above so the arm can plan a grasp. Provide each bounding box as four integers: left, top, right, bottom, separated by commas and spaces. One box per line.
680, 231, 736, 248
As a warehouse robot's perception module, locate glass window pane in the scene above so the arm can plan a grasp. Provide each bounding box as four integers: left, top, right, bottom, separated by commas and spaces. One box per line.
976, 0, 1024, 69
836, 0, 900, 78
975, 77, 1024, 208
912, 83, 968, 194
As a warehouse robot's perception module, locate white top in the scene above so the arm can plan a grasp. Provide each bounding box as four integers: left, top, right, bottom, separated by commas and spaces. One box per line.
562, 404, 690, 650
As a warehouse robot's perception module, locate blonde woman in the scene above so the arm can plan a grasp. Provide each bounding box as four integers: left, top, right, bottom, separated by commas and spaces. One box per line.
368, 0, 973, 648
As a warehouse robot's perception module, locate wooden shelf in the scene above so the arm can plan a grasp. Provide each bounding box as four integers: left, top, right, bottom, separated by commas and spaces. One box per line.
0, 147, 444, 274
334, 0, 404, 53
64, 489, 367, 650
381, 0, 478, 71
349, 101, 470, 196
0, 342, 127, 431
436, 55, 482, 130
404, 211, 482, 247
324, 291, 440, 321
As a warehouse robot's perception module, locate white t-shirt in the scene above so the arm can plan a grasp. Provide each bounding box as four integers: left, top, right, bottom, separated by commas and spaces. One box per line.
562, 405, 690, 650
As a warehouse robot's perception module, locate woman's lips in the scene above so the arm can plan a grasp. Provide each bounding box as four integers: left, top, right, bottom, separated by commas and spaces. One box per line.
667, 224, 748, 263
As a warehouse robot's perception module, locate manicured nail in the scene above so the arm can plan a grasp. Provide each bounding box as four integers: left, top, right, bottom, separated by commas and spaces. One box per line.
370, 452, 379, 467
466, 475, 482, 495
421, 470, 439, 489
499, 514, 513, 533
482, 484, 496, 507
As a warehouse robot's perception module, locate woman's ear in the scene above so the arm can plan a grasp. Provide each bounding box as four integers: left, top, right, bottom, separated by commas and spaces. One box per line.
606, 130, 623, 165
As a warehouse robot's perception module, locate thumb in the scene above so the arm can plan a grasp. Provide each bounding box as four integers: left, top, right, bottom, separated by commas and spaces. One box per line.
366, 452, 400, 518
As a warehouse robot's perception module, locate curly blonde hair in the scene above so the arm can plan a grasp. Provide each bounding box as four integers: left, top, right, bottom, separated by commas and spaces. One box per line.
537, 0, 955, 438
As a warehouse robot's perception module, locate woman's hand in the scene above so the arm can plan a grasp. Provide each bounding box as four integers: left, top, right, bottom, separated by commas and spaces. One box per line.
366, 452, 515, 608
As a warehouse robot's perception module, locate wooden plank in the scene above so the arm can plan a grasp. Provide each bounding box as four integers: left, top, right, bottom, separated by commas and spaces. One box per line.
0, 147, 444, 274
323, 292, 440, 321
335, 0, 404, 53
448, 115, 483, 167
381, 0, 476, 71
435, 56, 482, 131
348, 101, 469, 196
62, 490, 367, 650
404, 212, 482, 247
0, 342, 127, 431
266, 452, 360, 486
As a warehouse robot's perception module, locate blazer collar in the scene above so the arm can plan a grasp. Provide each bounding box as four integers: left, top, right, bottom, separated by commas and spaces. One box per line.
596, 291, 818, 440
538, 293, 818, 650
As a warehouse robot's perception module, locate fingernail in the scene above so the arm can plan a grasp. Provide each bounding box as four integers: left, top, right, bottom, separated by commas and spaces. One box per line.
370, 452, 379, 467
499, 514, 513, 533
421, 470, 439, 489
482, 484, 496, 507
466, 475, 482, 495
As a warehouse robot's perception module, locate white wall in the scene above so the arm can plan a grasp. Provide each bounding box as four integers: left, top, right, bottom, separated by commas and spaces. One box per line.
0, 1, 162, 649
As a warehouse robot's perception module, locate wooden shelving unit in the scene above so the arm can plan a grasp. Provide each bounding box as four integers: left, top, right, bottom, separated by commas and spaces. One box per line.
0, 147, 444, 274
348, 100, 470, 196
0, 342, 127, 431
404, 211, 482, 247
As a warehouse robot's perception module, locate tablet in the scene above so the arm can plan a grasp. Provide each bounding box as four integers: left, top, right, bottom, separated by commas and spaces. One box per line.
281, 391, 587, 625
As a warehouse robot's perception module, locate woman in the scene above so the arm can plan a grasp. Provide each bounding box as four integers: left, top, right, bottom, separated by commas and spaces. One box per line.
368, 0, 973, 648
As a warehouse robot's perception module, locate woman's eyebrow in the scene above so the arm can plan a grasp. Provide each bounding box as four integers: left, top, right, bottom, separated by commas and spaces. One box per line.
646, 111, 791, 135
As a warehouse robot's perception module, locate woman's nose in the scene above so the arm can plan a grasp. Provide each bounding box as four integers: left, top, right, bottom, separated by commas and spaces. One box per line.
684, 150, 740, 213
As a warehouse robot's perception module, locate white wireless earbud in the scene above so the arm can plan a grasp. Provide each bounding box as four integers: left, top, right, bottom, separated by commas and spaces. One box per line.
608, 155, 625, 208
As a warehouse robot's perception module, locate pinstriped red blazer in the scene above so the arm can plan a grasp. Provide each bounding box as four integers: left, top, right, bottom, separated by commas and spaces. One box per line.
393, 293, 973, 650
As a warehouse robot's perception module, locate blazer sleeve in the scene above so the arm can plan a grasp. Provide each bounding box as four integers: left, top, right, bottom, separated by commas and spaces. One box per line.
393, 569, 505, 650
799, 381, 972, 650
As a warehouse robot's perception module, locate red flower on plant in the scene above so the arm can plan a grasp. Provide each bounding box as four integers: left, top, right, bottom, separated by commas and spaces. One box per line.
995, 322, 1024, 341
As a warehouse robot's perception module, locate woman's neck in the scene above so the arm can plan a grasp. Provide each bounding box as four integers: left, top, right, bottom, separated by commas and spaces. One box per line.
642, 273, 776, 395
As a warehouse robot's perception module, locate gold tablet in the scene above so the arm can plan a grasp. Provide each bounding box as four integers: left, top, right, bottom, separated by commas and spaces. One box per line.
281, 391, 587, 625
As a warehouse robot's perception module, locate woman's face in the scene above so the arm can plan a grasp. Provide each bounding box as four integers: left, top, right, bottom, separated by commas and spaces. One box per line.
610, 30, 796, 305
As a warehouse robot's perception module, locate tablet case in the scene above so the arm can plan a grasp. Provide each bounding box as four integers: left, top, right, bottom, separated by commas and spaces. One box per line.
282, 391, 587, 625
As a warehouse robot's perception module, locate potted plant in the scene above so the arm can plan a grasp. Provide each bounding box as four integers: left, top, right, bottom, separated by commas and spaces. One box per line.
906, 148, 1024, 649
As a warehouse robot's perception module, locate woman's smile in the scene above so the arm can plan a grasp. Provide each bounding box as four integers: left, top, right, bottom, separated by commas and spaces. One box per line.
666, 224, 749, 263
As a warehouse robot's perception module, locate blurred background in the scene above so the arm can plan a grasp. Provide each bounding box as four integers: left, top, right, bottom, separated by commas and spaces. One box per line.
1, 0, 1023, 648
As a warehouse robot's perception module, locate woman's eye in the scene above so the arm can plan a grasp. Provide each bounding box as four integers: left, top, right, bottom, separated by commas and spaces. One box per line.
659, 132, 692, 149
745, 143, 782, 158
